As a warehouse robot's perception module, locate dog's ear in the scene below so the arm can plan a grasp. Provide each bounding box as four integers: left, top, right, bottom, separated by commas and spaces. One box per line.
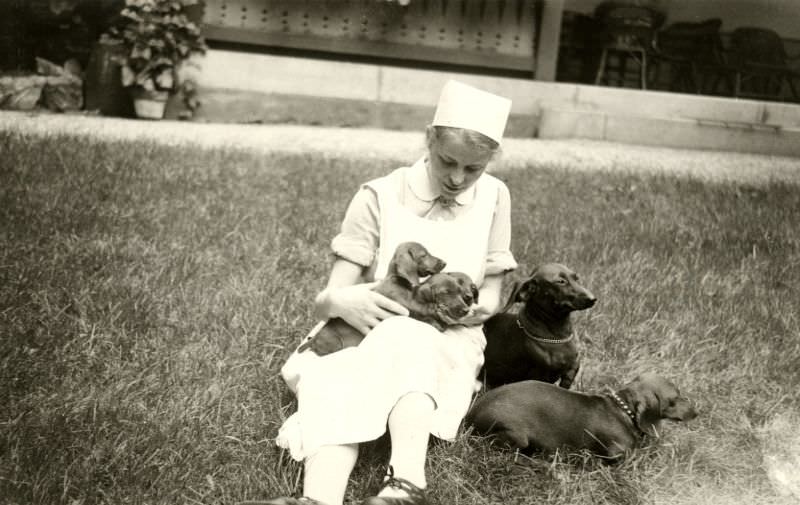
626, 381, 662, 437
516, 279, 536, 302
498, 280, 527, 314
393, 250, 419, 287
513, 277, 542, 306
395, 264, 418, 287
415, 282, 436, 303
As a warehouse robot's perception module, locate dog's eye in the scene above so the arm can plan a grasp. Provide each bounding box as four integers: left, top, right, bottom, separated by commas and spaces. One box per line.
555, 278, 567, 285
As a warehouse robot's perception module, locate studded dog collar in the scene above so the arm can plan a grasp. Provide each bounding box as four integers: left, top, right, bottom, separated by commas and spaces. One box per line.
608, 391, 643, 434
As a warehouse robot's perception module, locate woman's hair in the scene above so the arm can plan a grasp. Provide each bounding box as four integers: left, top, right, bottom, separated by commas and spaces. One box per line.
426, 125, 501, 159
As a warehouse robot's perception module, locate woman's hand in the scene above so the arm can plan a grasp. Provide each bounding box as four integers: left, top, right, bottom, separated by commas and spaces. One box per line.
457, 303, 496, 327
321, 282, 410, 335
456, 273, 505, 327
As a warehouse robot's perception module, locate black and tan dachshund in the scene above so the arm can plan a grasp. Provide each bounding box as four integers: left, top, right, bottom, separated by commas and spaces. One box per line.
466, 372, 698, 459
482, 263, 596, 389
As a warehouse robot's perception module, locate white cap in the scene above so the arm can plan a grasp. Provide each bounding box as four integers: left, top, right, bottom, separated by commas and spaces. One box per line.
431, 80, 512, 144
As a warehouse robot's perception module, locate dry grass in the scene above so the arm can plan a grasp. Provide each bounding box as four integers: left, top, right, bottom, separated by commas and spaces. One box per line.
1, 129, 799, 505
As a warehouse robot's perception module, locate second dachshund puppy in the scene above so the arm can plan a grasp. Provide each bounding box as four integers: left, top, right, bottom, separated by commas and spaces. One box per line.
482, 263, 596, 389
299, 242, 477, 356
414, 271, 479, 330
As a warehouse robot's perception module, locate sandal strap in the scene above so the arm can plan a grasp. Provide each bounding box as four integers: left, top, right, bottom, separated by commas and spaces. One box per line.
381, 467, 427, 502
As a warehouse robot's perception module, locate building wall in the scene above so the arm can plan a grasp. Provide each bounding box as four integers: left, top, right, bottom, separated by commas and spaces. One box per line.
187, 2, 800, 156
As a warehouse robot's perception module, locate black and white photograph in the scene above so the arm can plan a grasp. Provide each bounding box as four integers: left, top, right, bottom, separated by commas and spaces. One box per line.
1, 1, 799, 504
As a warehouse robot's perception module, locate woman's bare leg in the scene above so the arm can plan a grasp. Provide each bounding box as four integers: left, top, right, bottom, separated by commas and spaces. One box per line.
380, 392, 435, 497
303, 443, 359, 505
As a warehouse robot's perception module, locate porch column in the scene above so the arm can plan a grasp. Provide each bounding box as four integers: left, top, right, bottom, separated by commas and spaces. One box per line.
535, 0, 565, 81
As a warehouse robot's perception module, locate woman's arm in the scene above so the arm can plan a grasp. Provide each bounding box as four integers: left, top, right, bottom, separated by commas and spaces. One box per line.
314, 258, 409, 335
459, 179, 517, 326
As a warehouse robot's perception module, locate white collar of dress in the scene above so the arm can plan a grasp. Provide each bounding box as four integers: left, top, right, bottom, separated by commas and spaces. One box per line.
406, 156, 476, 206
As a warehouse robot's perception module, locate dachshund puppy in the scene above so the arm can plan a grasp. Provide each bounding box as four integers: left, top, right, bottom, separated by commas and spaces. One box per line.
413, 271, 479, 331
299, 241, 445, 356
482, 263, 596, 389
466, 373, 698, 460
299, 243, 477, 356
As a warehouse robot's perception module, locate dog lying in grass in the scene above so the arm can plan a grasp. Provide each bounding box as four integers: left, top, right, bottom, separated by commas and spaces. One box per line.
482, 263, 596, 389
299, 242, 478, 356
466, 372, 698, 460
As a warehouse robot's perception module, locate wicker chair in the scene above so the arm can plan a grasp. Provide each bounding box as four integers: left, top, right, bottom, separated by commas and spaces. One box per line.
651, 18, 726, 94
725, 27, 800, 102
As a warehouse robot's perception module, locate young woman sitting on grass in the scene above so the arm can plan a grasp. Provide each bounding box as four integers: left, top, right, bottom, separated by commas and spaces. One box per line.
267, 80, 518, 505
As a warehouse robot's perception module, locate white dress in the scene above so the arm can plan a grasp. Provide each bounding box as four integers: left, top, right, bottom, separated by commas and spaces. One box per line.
277, 166, 503, 461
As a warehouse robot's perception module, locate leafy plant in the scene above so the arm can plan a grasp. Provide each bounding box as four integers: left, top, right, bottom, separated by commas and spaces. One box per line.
101, 0, 207, 93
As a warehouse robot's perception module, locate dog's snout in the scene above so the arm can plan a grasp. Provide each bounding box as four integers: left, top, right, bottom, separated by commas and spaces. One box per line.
665, 397, 698, 421
574, 287, 597, 309
680, 402, 699, 421
420, 257, 447, 276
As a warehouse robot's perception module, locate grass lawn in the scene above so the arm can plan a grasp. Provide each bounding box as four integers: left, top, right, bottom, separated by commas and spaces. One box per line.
1, 129, 799, 505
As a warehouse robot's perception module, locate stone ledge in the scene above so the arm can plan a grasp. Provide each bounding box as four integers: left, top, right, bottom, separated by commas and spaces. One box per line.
539, 107, 800, 157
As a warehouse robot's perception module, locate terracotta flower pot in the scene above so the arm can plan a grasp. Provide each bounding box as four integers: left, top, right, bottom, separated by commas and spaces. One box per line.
131, 87, 169, 119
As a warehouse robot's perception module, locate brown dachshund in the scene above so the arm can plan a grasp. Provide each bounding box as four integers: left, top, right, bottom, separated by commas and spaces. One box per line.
482, 263, 596, 389
466, 372, 698, 459
299, 243, 478, 356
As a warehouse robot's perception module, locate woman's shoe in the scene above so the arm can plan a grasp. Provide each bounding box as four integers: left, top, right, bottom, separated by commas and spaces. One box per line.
361, 470, 429, 505
237, 497, 324, 505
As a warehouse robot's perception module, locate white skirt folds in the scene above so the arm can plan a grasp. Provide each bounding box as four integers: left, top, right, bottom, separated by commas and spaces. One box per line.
277, 317, 486, 461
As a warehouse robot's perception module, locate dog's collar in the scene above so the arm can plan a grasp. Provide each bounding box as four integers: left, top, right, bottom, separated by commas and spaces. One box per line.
515, 312, 574, 344
608, 391, 643, 434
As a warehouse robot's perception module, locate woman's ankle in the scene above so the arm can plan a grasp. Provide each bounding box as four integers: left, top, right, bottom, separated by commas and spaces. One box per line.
378, 465, 427, 497
383, 463, 426, 491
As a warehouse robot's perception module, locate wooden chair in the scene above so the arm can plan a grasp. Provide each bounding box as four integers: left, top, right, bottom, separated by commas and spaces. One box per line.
593, 2, 665, 89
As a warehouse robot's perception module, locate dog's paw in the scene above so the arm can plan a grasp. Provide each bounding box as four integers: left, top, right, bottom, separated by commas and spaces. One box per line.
309, 337, 343, 356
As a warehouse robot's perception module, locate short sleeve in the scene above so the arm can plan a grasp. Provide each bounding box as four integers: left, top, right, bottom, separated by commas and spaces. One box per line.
330, 186, 380, 267
485, 181, 518, 276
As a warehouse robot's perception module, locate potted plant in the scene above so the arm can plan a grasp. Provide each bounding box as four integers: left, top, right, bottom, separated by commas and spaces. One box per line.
101, 0, 207, 119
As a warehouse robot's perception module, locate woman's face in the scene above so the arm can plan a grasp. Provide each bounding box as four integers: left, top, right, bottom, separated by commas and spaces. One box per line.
427, 134, 494, 199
